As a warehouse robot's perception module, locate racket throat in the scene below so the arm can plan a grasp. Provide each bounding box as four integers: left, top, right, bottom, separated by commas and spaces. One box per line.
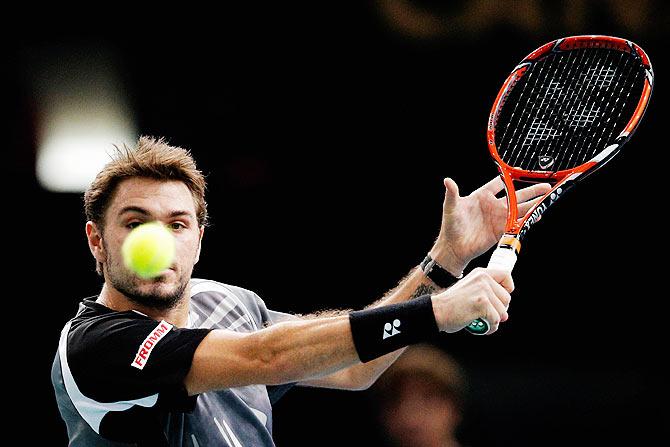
487, 235, 521, 272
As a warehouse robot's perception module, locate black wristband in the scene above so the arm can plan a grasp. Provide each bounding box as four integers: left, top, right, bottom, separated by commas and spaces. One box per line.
348, 295, 440, 363
420, 254, 462, 289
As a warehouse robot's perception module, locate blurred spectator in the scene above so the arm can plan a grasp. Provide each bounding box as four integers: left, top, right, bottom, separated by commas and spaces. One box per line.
372, 344, 467, 447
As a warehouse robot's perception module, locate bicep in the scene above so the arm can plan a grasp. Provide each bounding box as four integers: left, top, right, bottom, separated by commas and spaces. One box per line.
184, 329, 272, 395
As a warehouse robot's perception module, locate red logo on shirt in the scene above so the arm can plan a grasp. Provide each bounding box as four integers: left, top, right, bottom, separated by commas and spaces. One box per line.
131, 320, 174, 370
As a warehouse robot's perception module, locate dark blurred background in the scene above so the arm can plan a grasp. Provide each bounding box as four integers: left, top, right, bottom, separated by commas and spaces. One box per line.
7, 1, 666, 445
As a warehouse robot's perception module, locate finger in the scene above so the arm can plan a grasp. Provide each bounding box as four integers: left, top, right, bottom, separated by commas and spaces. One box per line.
484, 268, 514, 293
482, 302, 502, 334
487, 279, 512, 309
443, 177, 460, 211
516, 183, 552, 203
469, 286, 504, 335
479, 176, 505, 195
518, 197, 543, 216
470, 298, 501, 335
486, 275, 512, 323
488, 290, 508, 324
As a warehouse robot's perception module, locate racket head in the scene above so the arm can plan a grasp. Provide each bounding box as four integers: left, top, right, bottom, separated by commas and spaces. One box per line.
487, 35, 653, 238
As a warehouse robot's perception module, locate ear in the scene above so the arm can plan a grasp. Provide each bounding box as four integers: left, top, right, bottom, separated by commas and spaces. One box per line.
194, 225, 205, 265
86, 221, 107, 265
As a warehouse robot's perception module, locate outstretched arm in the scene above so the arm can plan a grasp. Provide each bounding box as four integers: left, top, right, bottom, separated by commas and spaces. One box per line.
184, 267, 513, 395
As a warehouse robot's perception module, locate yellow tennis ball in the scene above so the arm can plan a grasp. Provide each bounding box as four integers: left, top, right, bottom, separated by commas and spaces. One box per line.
122, 222, 176, 279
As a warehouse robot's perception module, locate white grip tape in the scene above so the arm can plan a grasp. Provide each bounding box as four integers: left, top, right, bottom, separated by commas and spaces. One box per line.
487, 247, 517, 272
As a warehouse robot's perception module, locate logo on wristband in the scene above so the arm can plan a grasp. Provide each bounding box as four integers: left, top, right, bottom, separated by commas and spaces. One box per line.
383, 319, 401, 339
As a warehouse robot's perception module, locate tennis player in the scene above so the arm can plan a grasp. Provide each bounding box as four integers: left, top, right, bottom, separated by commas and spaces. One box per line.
52, 137, 550, 446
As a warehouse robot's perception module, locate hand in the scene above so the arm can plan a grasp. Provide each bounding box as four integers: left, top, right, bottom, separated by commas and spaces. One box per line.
431, 267, 513, 334
430, 177, 551, 275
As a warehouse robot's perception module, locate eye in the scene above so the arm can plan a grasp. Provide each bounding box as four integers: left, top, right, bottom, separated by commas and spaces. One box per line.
170, 222, 186, 231
126, 221, 143, 230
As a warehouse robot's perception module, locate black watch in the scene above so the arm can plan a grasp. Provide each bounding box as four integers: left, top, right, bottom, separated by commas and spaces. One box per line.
420, 254, 462, 288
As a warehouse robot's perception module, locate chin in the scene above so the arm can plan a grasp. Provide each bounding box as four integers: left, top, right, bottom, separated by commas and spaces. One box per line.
124, 276, 188, 311
139, 276, 179, 293
106, 261, 190, 311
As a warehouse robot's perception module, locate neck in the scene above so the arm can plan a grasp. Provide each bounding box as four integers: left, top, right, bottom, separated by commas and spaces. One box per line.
96, 282, 191, 328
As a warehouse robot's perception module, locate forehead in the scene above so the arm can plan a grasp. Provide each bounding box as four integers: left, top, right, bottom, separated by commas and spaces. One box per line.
107, 177, 197, 218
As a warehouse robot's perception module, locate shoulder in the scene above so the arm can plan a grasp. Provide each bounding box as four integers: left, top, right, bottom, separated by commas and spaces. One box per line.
189, 278, 273, 330
66, 300, 152, 360
189, 278, 263, 305
61, 298, 210, 402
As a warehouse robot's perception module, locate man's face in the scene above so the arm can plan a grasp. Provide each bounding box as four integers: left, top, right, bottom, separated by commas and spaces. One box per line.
93, 177, 203, 310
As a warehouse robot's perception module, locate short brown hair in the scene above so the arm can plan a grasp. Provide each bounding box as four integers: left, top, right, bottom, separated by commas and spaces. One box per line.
84, 136, 208, 273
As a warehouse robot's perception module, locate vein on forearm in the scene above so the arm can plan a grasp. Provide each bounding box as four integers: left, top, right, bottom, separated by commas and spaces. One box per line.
256, 315, 358, 383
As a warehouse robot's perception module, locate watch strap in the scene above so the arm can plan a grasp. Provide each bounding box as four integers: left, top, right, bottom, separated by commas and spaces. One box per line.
420, 254, 462, 288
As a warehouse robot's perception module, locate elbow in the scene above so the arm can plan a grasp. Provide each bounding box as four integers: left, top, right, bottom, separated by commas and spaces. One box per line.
250, 330, 298, 385
354, 377, 376, 391
344, 369, 376, 391
348, 383, 371, 392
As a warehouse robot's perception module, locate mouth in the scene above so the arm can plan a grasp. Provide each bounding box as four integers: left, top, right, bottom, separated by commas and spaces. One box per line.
140, 267, 176, 282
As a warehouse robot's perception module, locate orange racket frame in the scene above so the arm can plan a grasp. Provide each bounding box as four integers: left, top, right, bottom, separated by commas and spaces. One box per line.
466, 35, 653, 335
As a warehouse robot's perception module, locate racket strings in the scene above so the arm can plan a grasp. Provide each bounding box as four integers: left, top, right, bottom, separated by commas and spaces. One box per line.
507, 48, 599, 169
517, 49, 640, 170
556, 50, 637, 170
513, 58, 565, 167
495, 46, 645, 172
501, 49, 588, 169
518, 49, 588, 169
500, 49, 569, 167
551, 49, 622, 170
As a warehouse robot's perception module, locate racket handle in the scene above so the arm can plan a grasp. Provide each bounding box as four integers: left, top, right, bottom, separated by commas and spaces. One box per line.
465, 246, 517, 335
487, 246, 518, 272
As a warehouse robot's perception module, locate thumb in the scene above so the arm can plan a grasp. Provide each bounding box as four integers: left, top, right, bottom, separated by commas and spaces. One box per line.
443, 178, 460, 212
485, 268, 515, 293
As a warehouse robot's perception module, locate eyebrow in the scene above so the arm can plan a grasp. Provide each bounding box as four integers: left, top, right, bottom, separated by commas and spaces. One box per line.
118, 206, 195, 219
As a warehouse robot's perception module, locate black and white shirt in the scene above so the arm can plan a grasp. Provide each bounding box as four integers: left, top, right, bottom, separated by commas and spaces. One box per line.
52, 279, 297, 446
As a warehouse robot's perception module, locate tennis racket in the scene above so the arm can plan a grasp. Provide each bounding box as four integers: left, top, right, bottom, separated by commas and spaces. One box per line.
465, 35, 653, 335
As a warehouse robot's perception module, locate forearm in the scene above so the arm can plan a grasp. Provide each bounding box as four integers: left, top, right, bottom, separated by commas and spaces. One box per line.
186, 314, 360, 394
259, 266, 437, 386
256, 315, 360, 384
301, 266, 441, 390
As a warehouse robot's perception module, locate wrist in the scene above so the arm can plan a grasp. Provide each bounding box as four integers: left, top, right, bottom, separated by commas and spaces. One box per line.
420, 253, 463, 289
349, 296, 440, 363
429, 244, 466, 277
430, 295, 444, 332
